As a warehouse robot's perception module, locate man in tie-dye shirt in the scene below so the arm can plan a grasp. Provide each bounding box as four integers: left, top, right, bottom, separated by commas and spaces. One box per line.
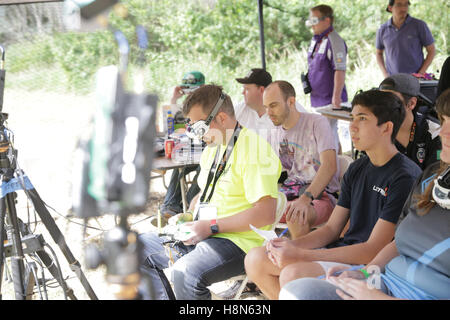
263, 80, 340, 239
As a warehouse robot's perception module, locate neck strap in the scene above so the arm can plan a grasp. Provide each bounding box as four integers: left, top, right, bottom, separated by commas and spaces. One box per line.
198, 122, 242, 206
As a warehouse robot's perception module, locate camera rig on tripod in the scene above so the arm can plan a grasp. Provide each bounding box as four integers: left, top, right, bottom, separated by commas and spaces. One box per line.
0, 45, 97, 300
69, 9, 159, 298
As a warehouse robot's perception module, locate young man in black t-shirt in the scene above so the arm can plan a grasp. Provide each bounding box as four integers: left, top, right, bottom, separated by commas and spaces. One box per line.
244, 90, 422, 300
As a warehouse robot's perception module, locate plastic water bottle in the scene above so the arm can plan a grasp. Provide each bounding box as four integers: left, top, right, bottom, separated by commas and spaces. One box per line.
167, 110, 174, 136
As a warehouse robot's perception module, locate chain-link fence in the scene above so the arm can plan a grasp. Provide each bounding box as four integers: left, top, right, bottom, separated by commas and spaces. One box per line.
1, 2, 72, 91
1, 2, 96, 205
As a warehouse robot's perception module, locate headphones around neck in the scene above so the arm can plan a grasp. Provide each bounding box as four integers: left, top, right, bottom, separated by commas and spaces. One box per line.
185, 93, 226, 140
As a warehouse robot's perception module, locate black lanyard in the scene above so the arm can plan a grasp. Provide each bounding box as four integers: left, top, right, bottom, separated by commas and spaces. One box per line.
199, 122, 242, 204
409, 121, 417, 143
405, 121, 417, 155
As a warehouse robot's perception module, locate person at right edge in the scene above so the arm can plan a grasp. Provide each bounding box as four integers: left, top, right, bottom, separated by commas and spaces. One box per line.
279, 88, 450, 300
304, 4, 348, 152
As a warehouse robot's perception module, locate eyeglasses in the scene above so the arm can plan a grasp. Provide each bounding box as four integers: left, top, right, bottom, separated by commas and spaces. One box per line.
305, 15, 327, 27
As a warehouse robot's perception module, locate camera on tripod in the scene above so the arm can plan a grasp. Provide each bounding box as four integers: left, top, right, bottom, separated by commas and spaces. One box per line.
66, 3, 160, 297
70, 64, 158, 298
0, 44, 97, 300
0, 113, 18, 173
72, 68, 157, 219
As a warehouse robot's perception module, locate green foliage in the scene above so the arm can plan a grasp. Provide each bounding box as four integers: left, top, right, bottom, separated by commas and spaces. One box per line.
4, 0, 449, 100
50, 31, 117, 92
262, 0, 449, 69
6, 35, 54, 73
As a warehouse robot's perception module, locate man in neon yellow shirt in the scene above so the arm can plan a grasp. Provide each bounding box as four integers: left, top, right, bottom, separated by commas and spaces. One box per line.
139, 84, 281, 300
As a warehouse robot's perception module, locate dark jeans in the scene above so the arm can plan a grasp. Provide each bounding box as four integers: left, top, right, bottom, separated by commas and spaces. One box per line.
139, 232, 246, 300
160, 165, 200, 215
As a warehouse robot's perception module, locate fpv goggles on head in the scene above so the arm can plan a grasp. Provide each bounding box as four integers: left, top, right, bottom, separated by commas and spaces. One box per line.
305, 15, 328, 27
185, 92, 226, 140
433, 166, 450, 210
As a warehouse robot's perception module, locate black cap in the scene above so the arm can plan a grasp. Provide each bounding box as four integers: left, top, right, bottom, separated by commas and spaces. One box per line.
386, 0, 393, 12
379, 73, 420, 97
236, 68, 272, 87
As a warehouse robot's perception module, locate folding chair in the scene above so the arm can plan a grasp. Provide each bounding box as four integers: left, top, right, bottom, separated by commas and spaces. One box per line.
337, 154, 353, 183
210, 191, 287, 300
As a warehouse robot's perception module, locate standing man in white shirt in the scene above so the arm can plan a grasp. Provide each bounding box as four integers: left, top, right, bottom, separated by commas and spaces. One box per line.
234, 68, 307, 142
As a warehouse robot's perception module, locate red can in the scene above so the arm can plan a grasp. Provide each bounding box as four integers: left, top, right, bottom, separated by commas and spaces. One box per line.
165, 139, 175, 159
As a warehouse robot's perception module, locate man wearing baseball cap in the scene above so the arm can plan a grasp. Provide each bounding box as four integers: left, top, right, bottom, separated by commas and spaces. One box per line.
234, 68, 306, 142
156, 71, 206, 227
379, 73, 441, 169
170, 70, 205, 105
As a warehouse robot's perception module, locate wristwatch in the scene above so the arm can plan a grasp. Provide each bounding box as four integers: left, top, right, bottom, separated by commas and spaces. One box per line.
210, 219, 219, 235
303, 191, 314, 202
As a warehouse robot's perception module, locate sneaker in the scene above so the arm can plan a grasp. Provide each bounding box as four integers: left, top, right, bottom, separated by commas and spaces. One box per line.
213, 280, 244, 300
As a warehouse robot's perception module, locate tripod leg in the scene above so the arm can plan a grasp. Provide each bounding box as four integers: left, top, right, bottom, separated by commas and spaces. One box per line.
23, 262, 36, 300
5, 193, 27, 300
34, 249, 77, 300
26, 188, 98, 300
0, 197, 6, 299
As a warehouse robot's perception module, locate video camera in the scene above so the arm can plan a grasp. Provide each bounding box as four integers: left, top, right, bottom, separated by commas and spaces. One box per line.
0, 46, 17, 176
67, 0, 159, 299
72, 66, 157, 218
66, 0, 157, 218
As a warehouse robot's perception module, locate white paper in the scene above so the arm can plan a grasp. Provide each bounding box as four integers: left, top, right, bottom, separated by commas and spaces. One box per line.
162, 224, 196, 242
175, 224, 197, 241
197, 205, 217, 220
249, 224, 277, 241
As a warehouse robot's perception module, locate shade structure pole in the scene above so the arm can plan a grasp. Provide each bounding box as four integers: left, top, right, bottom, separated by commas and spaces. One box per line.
257, 0, 266, 70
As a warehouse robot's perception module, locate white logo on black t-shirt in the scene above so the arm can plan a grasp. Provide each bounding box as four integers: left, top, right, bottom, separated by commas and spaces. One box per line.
373, 185, 388, 197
